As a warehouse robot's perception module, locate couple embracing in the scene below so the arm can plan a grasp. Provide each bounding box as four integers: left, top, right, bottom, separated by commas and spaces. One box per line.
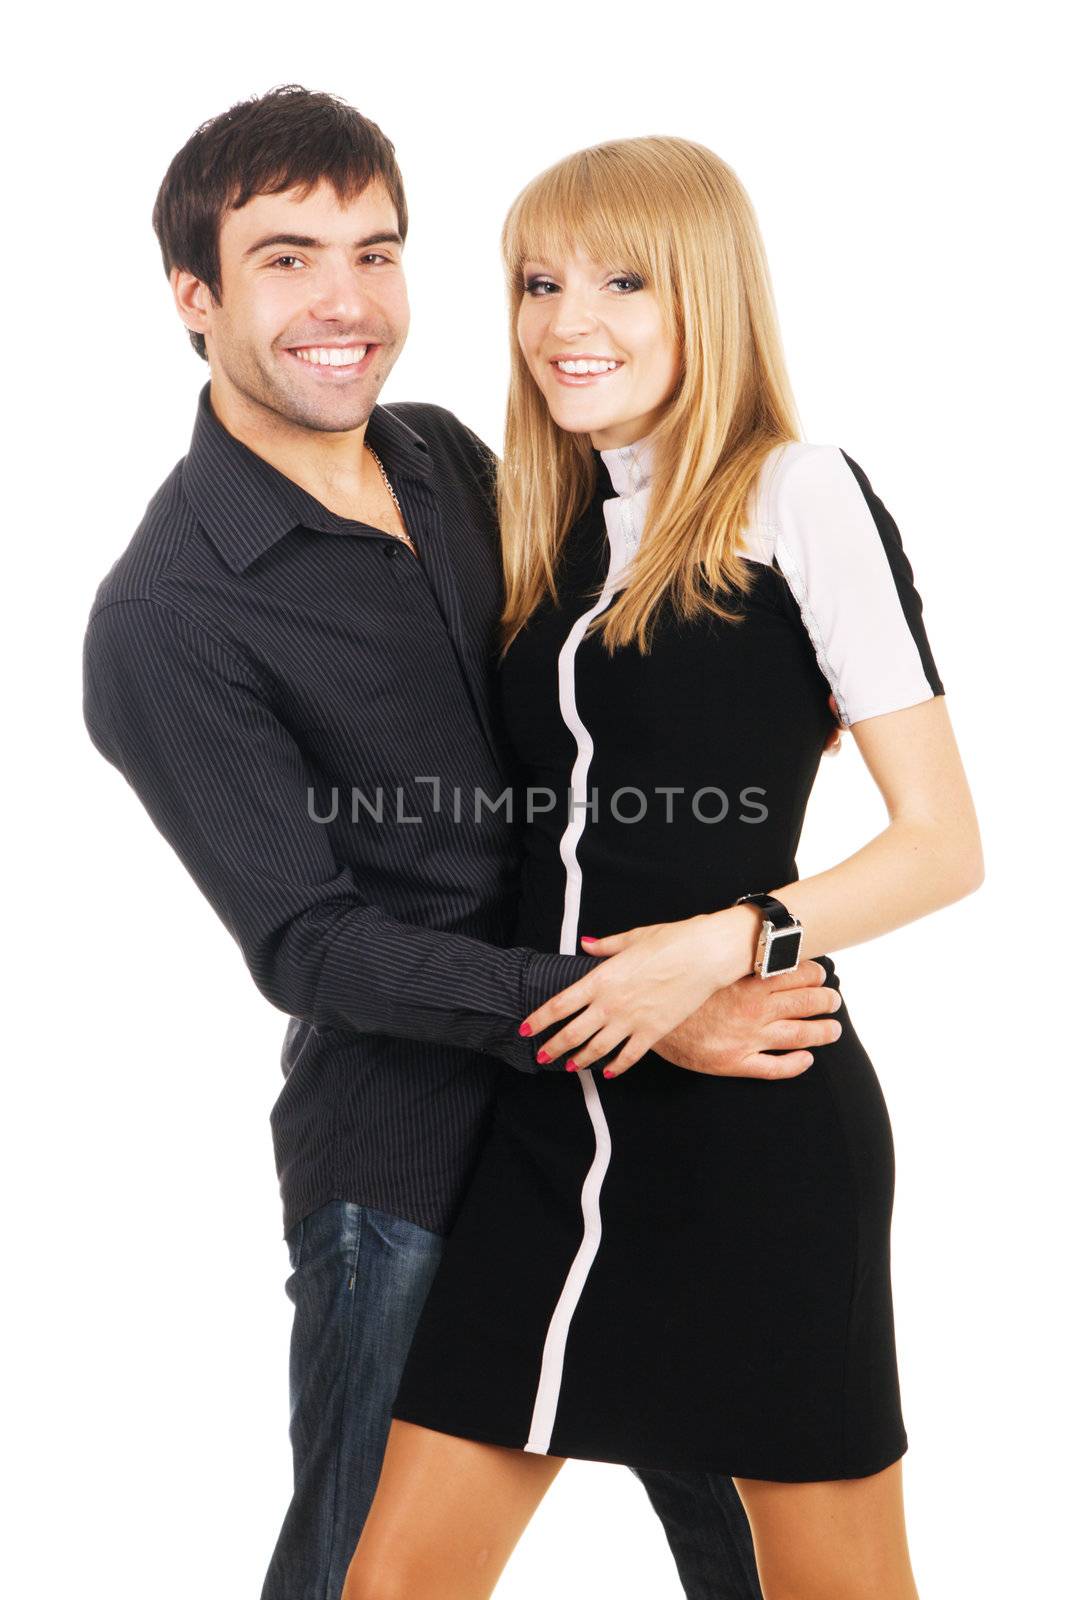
83, 83, 981, 1600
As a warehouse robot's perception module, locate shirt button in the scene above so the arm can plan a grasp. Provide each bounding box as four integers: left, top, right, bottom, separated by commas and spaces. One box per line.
384, 544, 398, 559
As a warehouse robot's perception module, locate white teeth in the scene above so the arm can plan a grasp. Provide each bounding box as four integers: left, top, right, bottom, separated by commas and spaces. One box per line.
292, 345, 367, 367
556, 359, 618, 375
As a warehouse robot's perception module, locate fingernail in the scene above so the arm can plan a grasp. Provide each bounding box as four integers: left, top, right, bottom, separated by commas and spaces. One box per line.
603, 1068, 616, 1078
566, 1060, 579, 1072
580, 934, 597, 942
536, 1048, 551, 1064
518, 1022, 533, 1037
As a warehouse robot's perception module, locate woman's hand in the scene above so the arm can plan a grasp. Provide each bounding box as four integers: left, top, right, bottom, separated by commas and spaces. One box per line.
518, 909, 753, 1078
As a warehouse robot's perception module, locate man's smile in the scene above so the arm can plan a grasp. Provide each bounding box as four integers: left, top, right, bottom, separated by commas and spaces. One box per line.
282, 342, 378, 377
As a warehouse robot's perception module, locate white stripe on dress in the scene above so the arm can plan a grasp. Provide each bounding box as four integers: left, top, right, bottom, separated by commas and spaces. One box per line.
523, 460, 647, 1456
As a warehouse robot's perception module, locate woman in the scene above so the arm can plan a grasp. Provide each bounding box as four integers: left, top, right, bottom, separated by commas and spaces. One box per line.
343, 137, 982, 1599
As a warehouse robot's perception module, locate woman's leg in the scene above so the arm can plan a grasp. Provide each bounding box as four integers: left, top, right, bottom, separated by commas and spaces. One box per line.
341, 1419, 567, 1600
732, 1458, 920, 1600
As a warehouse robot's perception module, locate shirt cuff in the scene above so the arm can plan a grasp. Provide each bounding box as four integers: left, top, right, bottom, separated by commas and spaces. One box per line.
517, 950, 601, 1074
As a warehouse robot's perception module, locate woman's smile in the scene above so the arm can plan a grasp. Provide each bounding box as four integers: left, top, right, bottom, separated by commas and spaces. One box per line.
550, 353, 624, 386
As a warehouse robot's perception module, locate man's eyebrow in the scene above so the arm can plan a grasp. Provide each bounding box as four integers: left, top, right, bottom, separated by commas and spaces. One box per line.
242, 231, 404, 259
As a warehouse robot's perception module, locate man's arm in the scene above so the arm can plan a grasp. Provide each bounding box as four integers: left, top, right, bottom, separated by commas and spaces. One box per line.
82, 597, 596, 1074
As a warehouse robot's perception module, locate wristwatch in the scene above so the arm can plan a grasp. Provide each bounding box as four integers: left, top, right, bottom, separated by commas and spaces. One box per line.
733, 892, 804, 978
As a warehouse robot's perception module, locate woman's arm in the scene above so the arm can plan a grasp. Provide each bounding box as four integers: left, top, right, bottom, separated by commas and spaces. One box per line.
519, 694, 983, 1075
749, 694, 982, 964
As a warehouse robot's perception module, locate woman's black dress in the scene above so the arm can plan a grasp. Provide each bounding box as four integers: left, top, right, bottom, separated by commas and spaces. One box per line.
391, 438, 945, 1479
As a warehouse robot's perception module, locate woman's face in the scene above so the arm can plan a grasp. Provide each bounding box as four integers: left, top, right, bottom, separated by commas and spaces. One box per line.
517, 247, 682, 451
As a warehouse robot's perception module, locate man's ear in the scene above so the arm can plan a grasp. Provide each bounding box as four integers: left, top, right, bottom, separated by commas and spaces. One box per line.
170, 266, 211, 340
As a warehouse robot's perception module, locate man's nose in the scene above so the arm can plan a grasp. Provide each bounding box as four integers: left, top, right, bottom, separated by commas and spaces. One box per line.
307, 262, 376, 325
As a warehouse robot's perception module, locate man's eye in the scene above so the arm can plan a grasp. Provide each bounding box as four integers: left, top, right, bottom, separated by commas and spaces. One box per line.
362, 253, 391, 265
270, 256, 305, 269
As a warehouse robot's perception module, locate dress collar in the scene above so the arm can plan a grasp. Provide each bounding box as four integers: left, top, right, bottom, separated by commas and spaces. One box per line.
597, 433, 655, 499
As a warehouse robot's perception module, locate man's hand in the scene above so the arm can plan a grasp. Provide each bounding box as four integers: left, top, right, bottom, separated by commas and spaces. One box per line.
653, 958, 843, 1079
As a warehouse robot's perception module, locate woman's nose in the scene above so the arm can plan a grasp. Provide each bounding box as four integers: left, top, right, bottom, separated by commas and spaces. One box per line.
548, 291, 597, 342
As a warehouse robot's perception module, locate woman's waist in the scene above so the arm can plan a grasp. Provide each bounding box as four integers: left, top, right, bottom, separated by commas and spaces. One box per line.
515, 844, 804, 940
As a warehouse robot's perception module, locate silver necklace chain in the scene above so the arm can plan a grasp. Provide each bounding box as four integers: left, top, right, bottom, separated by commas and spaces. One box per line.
365, 442, 418, 557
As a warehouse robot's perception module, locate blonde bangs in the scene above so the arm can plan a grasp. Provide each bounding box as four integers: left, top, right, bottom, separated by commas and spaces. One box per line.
501, 150, 676, 332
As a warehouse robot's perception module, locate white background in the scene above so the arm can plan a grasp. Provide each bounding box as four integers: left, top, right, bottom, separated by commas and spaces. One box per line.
5, 1, 1063, 1594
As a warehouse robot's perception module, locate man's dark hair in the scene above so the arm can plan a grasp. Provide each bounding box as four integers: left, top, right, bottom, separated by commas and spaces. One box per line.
152, 84, 408, 361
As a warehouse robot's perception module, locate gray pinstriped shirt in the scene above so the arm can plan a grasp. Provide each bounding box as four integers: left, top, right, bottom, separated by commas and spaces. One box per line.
83, 382, 597, 1238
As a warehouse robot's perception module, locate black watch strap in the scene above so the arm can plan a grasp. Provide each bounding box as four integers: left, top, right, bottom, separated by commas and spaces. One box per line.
733, 892, 799, 929
734, 891, 804, 978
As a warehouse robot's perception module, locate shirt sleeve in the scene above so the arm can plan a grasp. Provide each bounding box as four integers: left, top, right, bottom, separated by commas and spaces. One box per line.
82, 597, 596, 1074
770, 444, 946, 727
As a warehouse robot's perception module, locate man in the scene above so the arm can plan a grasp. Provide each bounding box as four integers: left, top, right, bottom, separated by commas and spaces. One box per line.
83, 85, 844, 1600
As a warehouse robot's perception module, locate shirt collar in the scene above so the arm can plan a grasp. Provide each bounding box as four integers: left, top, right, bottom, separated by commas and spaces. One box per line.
182, 380, 433, 574
598, 433, 655, 499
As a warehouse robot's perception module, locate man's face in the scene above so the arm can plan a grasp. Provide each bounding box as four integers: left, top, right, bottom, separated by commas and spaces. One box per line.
180, 177, 410, 433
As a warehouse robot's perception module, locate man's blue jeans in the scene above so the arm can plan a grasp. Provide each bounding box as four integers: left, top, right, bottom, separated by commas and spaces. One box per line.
260, 1200, 764, 1600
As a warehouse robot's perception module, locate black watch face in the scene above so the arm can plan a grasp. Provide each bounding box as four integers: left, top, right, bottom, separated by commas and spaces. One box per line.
765, 929, 803, 973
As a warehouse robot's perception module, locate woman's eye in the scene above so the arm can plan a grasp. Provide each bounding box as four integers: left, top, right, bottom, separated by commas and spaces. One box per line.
522, 275, 643, 295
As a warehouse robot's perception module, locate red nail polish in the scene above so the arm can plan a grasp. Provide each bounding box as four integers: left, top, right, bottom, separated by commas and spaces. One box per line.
518, 1022, 532, 1037
536, 1048, 551, 1064
565, 1060, 578, 1071
603, 1069, 616, 1078
580, 934, 597, 942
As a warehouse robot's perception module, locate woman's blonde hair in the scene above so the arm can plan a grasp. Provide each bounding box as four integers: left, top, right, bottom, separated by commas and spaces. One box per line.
497, 136, 804, 654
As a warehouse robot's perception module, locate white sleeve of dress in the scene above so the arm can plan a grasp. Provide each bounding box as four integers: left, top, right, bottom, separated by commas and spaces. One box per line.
770, 443, 946, 728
